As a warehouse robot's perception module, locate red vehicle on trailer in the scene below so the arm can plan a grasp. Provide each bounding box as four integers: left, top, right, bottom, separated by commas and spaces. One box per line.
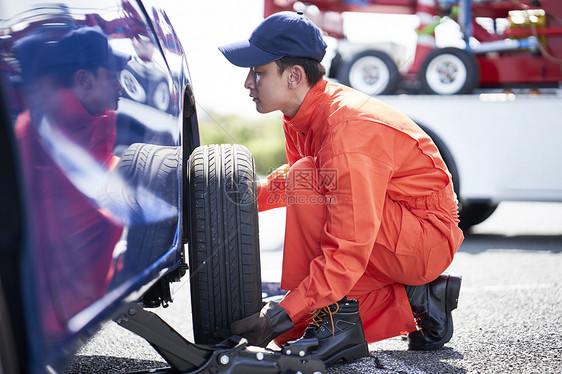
265, 0, 562, 95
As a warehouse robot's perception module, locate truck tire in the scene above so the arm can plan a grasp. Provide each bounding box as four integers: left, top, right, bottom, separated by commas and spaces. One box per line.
0, 280, 19, 374
459, 201, 498, 230
338, 50, 400, 95
418, 124, 496, 230
420, 47, 479, 95
120, 68, 146, 103
150, 79, 171, 112
417, 124, 460, 197
188, 144, 261, 345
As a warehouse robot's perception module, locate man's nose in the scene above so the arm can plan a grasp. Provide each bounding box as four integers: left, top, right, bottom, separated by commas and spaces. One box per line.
244, 69, 254, 89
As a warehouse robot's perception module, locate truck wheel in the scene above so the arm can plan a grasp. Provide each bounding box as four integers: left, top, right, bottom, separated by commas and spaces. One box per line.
419, 124, 496, 230
420, 47, 479, 95
0, 281, 19, 374
338, 50, 400, 95
459, 202, 498, 231
188, 144, 261, 345
120, 68, 146, 103
150, 79, 171, 112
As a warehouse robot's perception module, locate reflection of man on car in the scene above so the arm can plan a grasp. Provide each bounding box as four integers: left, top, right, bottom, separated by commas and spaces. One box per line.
16, 27, 129, 167
13, 26, 130, 335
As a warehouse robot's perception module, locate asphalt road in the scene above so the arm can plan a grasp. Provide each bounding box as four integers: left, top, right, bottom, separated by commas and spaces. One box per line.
65, 202, 562, 374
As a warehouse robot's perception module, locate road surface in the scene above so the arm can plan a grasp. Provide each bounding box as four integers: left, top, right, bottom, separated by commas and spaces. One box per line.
65, 202, 562, 373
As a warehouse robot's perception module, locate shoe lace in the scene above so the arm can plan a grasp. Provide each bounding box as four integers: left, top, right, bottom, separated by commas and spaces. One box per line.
412, 310, 426, 334
308, 302, 340, 337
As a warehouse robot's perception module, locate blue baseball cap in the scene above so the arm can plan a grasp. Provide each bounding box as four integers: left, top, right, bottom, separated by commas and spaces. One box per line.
219, 11, 327, 67
54, 27, 131, 71
14, 26, 130, 82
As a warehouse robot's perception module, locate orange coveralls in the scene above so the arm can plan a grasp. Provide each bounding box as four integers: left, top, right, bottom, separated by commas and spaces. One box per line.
257, 79, 464, 344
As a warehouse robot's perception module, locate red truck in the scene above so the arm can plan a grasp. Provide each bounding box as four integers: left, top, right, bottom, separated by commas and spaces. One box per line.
265, 0, 562, 95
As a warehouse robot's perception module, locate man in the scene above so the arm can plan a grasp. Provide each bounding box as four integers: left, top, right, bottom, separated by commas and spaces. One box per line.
15, 26, 129, 167
14, 27, 129, 333
219, 12, 464, 364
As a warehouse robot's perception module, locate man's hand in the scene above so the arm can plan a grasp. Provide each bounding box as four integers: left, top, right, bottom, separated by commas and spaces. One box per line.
231, 301, 294, 347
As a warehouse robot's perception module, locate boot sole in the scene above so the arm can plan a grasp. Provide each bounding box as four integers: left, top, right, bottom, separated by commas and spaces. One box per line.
409, 273, 462, 351
324, 341, 369, 366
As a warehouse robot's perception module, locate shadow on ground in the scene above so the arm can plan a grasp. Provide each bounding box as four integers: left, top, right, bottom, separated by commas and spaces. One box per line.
459, 232, 562, 254
328, 346, 466, 374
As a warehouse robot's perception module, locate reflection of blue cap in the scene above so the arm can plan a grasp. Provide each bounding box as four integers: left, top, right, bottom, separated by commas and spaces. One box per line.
219, 11, 327, 68
54, 27, 130, 71
13, 33, 57, 81
14, 27, 130, 82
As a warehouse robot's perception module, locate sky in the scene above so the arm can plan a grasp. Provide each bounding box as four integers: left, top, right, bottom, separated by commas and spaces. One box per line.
157, 1, 450, 118
160, 0, 268, 118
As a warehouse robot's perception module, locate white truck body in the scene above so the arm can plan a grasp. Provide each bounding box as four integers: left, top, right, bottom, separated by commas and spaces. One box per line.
379, 93, 562, 205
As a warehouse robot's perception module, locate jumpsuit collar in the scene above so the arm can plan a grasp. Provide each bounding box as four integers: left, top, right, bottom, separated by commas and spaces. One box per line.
51, 89, 110, 128
283, 79, 328, 132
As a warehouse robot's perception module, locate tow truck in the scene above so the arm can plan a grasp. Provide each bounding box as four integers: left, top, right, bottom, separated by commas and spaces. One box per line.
265, 0, 562, 229
266, 0, 562, 95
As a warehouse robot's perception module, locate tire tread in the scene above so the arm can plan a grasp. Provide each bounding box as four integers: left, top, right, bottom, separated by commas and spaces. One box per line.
188, 144, 261, 345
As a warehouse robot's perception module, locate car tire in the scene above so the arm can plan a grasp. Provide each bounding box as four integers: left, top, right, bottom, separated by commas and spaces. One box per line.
338, 50, 400, 95
420, 47, 479, 95
0, 280, 19, 374
188, 144, 262, 345
107, 143, 180, 288
113, 143, 179, 222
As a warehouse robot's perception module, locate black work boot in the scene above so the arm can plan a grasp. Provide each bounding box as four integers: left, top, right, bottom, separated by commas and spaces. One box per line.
299, 297, 369, 366
405, 273, 462, 350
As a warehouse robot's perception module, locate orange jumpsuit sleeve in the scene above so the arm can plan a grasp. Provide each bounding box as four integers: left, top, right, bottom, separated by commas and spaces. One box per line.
256, 131, 303, 212
256, 164, 289, 211
279, 152, 394, 322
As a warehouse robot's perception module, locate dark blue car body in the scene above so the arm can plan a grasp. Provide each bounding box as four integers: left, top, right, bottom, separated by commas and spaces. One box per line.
0, 1, 201, 372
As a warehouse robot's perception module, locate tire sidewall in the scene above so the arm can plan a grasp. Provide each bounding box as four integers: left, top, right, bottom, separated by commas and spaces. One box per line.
120, 68, 147, 103
338, 50, 400, 95
150, 80, 171, 112
420, 47, 479, 95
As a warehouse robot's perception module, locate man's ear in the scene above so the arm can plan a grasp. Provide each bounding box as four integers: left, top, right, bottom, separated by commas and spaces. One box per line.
74, 69, 93, 89
287, 65, 306, 89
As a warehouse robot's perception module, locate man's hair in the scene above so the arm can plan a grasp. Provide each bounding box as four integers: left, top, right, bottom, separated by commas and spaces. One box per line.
275, 56, 326, 86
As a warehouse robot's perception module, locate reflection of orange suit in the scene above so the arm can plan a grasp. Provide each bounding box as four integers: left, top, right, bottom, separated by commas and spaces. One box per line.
257, 79, 464, 344
15, 90, 122, 334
